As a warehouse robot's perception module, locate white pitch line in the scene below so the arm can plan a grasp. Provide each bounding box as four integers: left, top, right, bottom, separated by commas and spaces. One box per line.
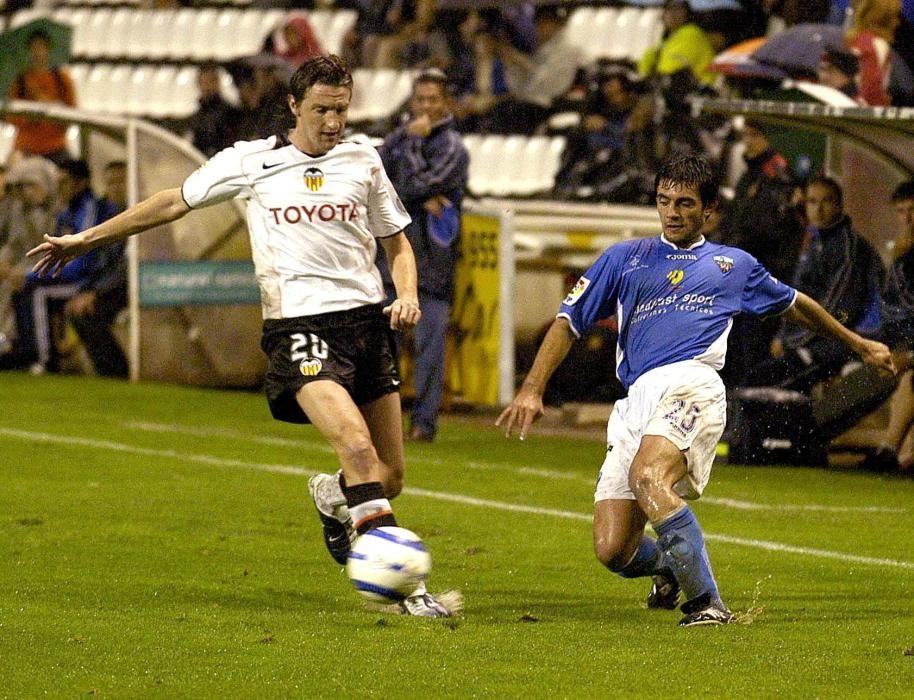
125, 420, 908, 515
4, 426, 912, 572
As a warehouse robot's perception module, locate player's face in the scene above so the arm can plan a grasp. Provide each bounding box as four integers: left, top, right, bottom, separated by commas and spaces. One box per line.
805, 183, 842, 229
655, 182, 711, 247
411, 82, 449, 123
288, 83, 351, 156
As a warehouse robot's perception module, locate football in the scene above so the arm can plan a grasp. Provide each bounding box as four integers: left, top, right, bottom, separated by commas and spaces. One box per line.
346, 526, 431, 603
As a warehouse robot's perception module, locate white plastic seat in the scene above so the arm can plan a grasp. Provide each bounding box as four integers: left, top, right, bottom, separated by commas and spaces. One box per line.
67, 63, 90, 106
170, 65, 200, 118
147, 65, 179, 119
145, 10, 177, 61
124, 65, 154, 116
0, 123, 18, 167
564, 7, 597, 60
233, 10, 268, 57
123, 9, 153, 60
168, 8, 197, 61
79, 8, 113, 60
324, 9, 358, 55
101, 64, 132, 114
189, 8, 219, 61
212, 9, 244, 62
102, 7, 133, 58
587, 8, 620, 62
349, 69, 411, 122
80, 64, 112, 113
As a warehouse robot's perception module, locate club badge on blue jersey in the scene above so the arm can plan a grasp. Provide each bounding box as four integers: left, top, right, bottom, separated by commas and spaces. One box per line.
713, 255, 734, 274
667, 269, 685, 286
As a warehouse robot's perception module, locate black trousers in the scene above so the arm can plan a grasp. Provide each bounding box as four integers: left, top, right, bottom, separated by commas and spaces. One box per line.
71, 285, 128, 378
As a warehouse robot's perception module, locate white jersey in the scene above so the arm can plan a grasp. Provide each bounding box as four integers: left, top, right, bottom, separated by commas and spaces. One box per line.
181, 135, 412, 319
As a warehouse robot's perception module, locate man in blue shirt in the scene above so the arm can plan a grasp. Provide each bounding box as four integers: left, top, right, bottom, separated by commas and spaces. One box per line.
497, 155, 895, 626
377, 69, 469, 441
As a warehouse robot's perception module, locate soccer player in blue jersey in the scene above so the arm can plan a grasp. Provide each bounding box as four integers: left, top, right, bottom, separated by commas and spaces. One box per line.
497, 154, 895, 626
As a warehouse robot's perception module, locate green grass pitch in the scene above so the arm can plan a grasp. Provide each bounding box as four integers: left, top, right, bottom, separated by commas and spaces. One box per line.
1, 374, 913, 697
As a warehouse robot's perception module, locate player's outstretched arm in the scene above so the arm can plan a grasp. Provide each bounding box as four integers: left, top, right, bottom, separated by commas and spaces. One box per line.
379, 231, 421, 331
496, 318, 576, 440
784, 291, 896, 377
27, 188, 191, 278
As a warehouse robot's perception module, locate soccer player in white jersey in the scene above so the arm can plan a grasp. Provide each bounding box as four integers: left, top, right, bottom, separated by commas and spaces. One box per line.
497, 155, 895, 626
27, 55, 460, 618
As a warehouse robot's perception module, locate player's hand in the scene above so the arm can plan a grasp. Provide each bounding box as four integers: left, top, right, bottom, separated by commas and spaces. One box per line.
857, 338, 897, 378
27, 233, 90, 278
383, 298, 421, 331
495, 383, 544, 441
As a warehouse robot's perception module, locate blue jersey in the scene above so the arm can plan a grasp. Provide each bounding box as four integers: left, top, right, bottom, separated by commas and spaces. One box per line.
558, 235, 797, 389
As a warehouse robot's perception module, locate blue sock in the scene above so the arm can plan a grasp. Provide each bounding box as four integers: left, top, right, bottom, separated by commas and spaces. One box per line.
654, 505, 721, 607
613, 536, 668, 579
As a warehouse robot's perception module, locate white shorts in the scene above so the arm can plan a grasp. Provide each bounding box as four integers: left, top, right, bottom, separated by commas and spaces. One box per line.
594, 360, 726, 503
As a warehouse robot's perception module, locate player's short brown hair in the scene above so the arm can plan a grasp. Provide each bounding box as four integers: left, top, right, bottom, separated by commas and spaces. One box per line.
289, 54, 353, 103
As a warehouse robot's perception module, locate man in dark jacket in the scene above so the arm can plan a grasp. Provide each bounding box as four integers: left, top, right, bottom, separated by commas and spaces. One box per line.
377, 68, 470, 440
745, 175, 885, 393
64, 160, 129, 378
718, 119, 805, 387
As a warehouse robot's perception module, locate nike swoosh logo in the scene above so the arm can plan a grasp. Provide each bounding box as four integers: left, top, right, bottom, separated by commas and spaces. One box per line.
262, 162, 282, 170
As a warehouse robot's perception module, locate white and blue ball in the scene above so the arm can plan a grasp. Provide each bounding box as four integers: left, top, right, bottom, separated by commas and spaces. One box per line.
346, 526, 431, 603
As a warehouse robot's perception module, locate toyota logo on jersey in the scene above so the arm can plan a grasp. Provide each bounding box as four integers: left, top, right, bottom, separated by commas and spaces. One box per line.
304, 167, 324, 191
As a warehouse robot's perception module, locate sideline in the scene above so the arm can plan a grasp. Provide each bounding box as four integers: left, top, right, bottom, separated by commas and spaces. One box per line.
3, 426, 912, 572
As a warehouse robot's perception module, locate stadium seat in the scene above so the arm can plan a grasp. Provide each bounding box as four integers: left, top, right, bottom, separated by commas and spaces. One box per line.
190, 8, 220, 61
80, 64, 113, 113
610, 6, 643, 61
146, 10, 178, 61
148, 65, 180, 119
171, 66, 200, 118
79, 8, 113, 60
101, 64, 132, 115
125, 65, 154, 117
0, 123, 17, 166
324, 9, 358, 56
67, 63, 90, 106
212, 9, 244, 62
168, 8, 197, 61
564, 7, 597, 61
103, 7, 133, 58
123, 9, 153, 60
349, 69, 412, 123
233, 10, 270, 57
587, 8, 620, 63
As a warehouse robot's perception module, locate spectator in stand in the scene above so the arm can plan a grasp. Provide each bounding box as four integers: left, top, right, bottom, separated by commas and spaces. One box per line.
188, 63, 240, 158
717, 119, 805, 387
64, 161, 129, 378
554, 62, 656, 203
638, 0, 716, 87
0, 156, 60, 359
274, 14, 324, 69
846, 0, 902, 106
232, 67, 262, 142
2, 159, 119, 374
474, 4, 580, 135
6, 29, 77, 167
376, 69, 469, 441
352, 0, 437, 69
744, 176, 885, 393
817, 46, 863, 102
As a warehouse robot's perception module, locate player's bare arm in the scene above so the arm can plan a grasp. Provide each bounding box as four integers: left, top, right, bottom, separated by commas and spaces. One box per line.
784, 291, 896, 376
27, 188, 190, 277
379, 231, 420, 331
497, 317, 576, 440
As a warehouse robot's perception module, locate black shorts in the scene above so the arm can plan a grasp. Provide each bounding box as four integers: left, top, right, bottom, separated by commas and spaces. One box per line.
260, 304, 400, 424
